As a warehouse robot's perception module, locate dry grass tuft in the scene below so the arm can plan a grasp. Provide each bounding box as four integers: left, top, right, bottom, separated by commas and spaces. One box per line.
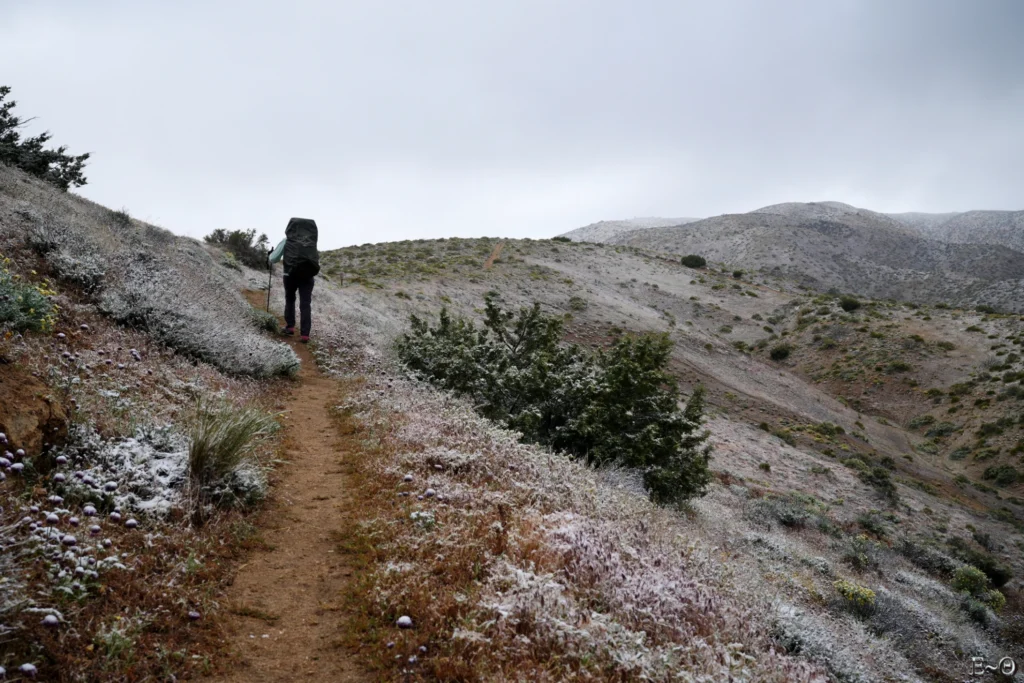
188, 400, 278, 489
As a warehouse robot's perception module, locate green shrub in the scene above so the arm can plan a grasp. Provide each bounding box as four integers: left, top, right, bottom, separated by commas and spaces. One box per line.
248, 308, 279, 333
952, 566, 1005, 611
857, 510, 888, 538
568, 295, 587, 311
839, 296, 861, 312
0, 255, 58, 333
908, 414, 936, 429
925, 422, 957, 438
770, 343, 793, 361
681, 254, 707, 268
834, 579, 876, 617
205, 228, 271, 271
397, 294, 713, 505
983, 465, 1019, 487
947, 537, 1012, 588
842, 534, 881, 572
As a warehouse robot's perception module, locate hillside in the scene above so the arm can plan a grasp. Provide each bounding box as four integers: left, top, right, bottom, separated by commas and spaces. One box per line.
3, 163, 1024, 681
890, 209, 1024, 253
318, 235, 1024, 682
558, 216, 700, 243
579, 201, 1024, 312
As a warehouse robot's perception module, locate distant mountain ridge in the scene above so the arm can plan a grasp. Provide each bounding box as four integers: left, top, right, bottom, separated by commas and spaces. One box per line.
560, 217, 701, 243
559, 201, 1024, 312
888, 209, 1024, 252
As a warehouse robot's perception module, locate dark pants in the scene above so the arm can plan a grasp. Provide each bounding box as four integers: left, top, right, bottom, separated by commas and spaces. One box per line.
283, 274, 315, 336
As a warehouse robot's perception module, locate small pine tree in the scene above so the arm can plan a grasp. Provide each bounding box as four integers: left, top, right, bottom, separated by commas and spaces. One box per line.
0, 86, 90, 190
681, 254, 707, 268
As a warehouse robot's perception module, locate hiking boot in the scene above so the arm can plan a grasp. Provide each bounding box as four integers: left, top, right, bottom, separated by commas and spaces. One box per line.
300, 335, 310, 344
280, 326, 295, 336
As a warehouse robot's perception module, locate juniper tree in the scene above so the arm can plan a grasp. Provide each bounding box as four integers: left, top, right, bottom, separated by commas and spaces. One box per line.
397, 293, 713, 504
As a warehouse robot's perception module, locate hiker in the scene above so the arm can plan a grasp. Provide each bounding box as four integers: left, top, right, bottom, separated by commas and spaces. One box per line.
268, 217, 321, 343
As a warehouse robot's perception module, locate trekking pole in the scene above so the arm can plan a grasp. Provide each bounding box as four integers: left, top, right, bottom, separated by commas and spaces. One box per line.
266, 251, 273, 313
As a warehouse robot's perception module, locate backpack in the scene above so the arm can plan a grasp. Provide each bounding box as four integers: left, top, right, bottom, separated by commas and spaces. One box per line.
283, 217, 320, 279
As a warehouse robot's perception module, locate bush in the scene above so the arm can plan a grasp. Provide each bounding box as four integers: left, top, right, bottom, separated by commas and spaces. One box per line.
925, 422, 957, 438
839, 296, 861, 312
188, 400, 278, 496
204, 228, 271, 271
841, 534, 882, 572
885, 361, 913, 373
681, 254, 706, 268
833, 579, 876, 617
983, 464, 1019, 487
908, 414, 936, 429
397, 294, 713, 504
0, 85, 90, 190
249, 307, 279, 333
770, 343, 793, 361
947, 537, 1012, 588
568, 295, 587, 311
0, 255, 58, 333
26, 220, 107, 293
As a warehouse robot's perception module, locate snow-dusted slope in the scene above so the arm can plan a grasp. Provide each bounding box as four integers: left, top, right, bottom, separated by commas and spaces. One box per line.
558, 217, 700, 243
889, 210, 1024, 252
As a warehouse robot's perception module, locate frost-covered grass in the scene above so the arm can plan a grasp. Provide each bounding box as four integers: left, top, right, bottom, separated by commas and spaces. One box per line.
187, 399, 277, 512
0, 163, 299, 378
316, 335, 827, 681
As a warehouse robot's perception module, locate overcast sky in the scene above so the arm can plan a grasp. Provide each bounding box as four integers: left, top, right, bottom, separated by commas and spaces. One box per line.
3, 1, 1022, 249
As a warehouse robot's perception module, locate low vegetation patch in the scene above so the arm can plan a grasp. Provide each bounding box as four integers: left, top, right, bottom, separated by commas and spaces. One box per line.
0, 254, 58, 334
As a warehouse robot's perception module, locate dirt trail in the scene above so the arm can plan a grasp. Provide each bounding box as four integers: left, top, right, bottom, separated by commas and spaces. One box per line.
483, 241, 504, 269
209, 312, 366, 682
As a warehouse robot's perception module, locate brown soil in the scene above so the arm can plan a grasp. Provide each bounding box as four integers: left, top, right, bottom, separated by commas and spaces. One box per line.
483, 242, 504, 269
0, 360, 68, 456
209, 296, 367, 682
